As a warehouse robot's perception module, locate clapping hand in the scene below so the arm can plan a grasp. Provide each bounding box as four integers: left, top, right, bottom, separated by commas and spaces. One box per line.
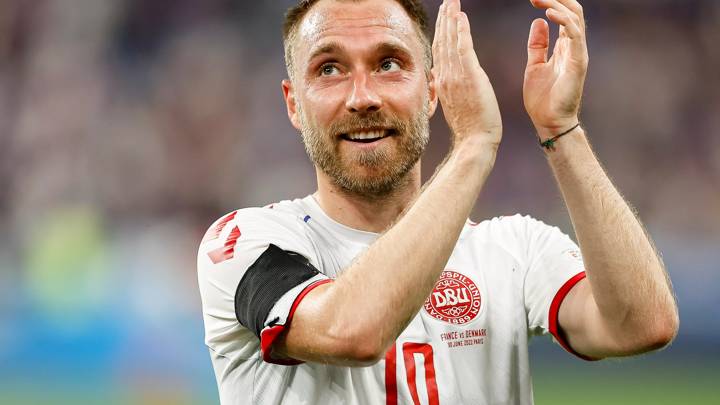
432, 0, 502, 149
523, 0, 589, 140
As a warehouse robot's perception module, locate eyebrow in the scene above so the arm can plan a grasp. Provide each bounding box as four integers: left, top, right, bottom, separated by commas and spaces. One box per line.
307, 42, 345, 63
306, 41, 414, 64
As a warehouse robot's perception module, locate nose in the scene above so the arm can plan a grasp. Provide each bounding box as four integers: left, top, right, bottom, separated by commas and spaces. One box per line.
345, 73, 382, 113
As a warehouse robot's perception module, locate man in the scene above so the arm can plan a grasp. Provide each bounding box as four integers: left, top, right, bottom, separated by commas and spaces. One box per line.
197, 0, 679, 403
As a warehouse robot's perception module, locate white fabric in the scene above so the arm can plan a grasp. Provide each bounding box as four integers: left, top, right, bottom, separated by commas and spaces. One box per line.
197, 195, 586, 405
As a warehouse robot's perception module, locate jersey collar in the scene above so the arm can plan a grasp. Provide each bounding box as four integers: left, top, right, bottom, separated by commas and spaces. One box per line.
301, 195, 380, 245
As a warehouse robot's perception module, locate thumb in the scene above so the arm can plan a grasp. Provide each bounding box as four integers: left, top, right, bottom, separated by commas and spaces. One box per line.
527, 18, 549, 68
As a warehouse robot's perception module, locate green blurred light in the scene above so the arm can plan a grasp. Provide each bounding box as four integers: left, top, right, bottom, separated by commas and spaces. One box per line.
24, 206, 110, 328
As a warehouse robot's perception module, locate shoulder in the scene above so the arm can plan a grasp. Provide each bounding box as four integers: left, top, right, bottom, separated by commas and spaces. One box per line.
465, 214, 572, 261
201, 199, 309, 242
198, 199, 318, 267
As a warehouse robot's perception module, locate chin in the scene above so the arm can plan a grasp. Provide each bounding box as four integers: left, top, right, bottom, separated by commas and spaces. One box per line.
336, 166, 410, 196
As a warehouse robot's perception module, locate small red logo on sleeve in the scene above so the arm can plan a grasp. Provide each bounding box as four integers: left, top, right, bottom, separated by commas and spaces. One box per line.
208, 225, 241, 265
423, 271, 482, 324
202, 211, 237, 243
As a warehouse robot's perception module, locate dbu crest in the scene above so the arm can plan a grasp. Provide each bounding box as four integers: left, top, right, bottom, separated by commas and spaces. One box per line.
423, 270, 481, 324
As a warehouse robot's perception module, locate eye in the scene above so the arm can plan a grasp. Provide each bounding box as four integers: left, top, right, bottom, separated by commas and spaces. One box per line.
379, 59, 401, 72
320, 63, 340, 76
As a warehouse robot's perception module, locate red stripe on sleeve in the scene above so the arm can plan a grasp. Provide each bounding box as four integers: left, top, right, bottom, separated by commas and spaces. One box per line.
259, 278, 334, 365
548, 271, 600, 361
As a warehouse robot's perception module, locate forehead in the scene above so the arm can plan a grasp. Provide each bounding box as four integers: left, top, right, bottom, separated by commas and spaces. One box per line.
296, 0, 421, 60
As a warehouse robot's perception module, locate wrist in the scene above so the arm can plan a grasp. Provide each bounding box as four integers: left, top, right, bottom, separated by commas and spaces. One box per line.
443, 141, 497, 187
452, 135, 499, 167
534, 119, 580, 141
538, 123, 582, 152
545, 126, 589, 165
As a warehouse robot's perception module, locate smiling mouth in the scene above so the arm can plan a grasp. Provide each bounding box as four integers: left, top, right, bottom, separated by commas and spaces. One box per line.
340, 129, 396, 143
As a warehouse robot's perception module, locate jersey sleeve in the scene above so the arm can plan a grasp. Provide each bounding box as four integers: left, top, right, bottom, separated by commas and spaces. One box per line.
197, 208, 331, 365
507, 215, 595, 360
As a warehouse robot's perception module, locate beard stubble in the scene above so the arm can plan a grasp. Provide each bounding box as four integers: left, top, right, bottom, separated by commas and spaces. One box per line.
297, 100, 430, 198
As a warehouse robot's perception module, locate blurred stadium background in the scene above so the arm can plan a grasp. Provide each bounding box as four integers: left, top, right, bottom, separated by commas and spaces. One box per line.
0, 0, 718, 404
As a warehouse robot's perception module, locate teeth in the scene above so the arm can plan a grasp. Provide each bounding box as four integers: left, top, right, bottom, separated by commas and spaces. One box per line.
346, 130, 387, 140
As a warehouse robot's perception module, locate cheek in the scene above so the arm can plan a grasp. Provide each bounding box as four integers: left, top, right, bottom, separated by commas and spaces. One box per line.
381, 79, 428, 114
303, 85, 348, 124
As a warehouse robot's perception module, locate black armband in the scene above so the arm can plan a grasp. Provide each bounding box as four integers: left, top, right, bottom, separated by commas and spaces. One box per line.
234, 244, 320, 338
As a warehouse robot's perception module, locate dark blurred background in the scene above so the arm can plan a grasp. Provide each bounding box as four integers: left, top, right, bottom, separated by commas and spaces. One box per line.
0, 0, 718, 404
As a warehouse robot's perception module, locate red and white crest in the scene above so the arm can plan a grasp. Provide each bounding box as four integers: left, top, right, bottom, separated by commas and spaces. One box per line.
423, 270, 482, 324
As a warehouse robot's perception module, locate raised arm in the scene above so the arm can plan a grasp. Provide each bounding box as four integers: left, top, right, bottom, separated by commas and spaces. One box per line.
275, 0, 502, 366
523, 0, 678, 359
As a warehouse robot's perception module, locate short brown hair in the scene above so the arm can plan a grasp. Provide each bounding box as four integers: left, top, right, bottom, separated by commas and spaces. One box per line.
282, 0, 432, 80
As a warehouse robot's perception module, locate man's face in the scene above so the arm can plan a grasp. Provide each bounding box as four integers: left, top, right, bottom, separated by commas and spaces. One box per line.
283, 0, 437, 197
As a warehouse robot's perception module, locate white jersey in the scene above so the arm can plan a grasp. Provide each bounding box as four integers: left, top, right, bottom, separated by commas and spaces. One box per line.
197, 195, 590, 405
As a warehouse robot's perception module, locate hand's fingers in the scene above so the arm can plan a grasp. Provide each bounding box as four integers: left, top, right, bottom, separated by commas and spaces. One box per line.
546, 9, 587, 64
446, 0, 461, 20
445, 0, 461, 71
433, 2, 447, 76
531, 0, 582, 34
545, 7, 581, 39
556, 26, 566, 50
552, 0, 587, 60
559, 25, 567, 39
432, 2, 445, 60
551, 26, 565, 61
456, 11, 477, 70
456, 11, 483, 78
526, 18, 549, 67
555, 0, 584, 28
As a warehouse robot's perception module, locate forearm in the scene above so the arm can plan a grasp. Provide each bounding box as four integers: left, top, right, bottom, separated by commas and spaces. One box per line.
281, 141, 499, 365
279, 139, 497, 365
545, 127, 678, 339
329, 140, 496, 353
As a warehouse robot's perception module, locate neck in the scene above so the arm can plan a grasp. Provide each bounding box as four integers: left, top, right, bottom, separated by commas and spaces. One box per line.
313, 165, 422, 233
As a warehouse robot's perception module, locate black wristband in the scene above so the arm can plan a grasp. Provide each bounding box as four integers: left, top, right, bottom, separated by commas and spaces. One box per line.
539, 123, 581, 151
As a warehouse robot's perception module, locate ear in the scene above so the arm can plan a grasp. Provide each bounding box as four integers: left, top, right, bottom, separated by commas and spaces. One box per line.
282, 79, 302, 131
427, 70, 439, 117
